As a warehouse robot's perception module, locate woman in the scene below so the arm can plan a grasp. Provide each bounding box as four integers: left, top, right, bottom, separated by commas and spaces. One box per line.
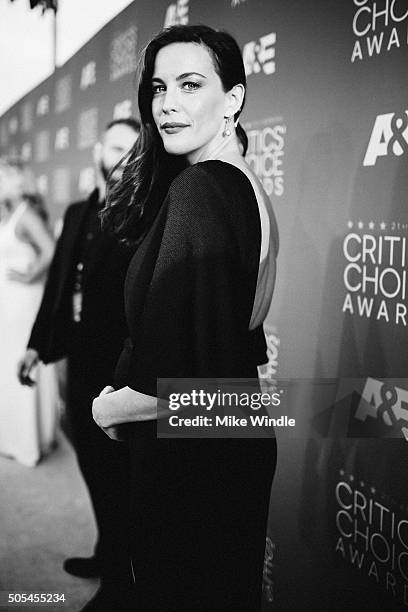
93, 25, 279, 610
0, 159, 58, 466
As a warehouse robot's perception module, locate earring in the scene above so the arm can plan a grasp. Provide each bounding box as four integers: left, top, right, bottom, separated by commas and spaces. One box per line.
222, 116, 232, 138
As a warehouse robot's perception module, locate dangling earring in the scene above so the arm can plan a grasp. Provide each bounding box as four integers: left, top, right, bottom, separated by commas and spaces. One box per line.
222, 116, 232, 138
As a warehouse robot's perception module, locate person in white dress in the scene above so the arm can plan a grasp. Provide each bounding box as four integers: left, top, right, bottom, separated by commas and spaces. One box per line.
0, 159, 58, 466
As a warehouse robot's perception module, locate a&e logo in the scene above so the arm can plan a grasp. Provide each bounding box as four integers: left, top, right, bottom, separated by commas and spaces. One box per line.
163, 0, 189, 27
363, 110, 408, 166
354, 378, 408, 438
262, 536, 275, 604
243, 32, 276, 77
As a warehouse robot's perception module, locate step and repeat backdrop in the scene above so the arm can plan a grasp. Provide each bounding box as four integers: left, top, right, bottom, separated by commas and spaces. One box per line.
1, 0, 408, 609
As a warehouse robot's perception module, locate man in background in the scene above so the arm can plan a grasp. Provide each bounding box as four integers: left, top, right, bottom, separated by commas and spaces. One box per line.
18, 118, 139, 609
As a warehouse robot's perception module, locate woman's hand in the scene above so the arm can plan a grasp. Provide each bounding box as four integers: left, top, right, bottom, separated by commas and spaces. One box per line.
17, 348, 39, 386
92, 385, 158, 441
92, 386, 126, 441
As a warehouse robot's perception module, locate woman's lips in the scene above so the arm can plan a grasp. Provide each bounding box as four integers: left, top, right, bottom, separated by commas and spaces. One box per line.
161, 123, 189, 134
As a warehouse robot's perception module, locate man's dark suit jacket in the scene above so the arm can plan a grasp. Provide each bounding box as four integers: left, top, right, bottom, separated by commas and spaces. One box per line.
28, 189, 132, 367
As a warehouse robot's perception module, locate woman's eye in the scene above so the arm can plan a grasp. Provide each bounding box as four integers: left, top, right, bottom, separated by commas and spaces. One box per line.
182, 81, 200, 91
152, 84, 165, 95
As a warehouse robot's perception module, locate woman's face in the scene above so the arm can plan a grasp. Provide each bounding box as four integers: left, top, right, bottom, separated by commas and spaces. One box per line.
151, 42, 230, 164
0, 166, 22, 203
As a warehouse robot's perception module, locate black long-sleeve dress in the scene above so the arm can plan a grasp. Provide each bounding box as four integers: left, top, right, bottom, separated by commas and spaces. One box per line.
115, 160, 278, 611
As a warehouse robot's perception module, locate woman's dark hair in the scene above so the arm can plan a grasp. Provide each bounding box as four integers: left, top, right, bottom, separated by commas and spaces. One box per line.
101, 24, 248, 245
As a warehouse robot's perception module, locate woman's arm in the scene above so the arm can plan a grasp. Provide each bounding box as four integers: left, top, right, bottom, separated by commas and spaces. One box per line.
92, 386, 177, 436
92, 386, 158, 428
8, 207, 54, 283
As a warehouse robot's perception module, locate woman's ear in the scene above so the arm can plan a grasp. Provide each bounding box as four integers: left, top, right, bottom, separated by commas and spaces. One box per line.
224, 83, 245, 119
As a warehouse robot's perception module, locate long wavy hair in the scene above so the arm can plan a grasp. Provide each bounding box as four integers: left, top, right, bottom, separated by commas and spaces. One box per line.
101, 24, 248, 245
0, 157, 48, 223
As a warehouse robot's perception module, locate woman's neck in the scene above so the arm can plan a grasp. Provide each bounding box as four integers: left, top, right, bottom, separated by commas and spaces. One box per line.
188, 132, 244, 166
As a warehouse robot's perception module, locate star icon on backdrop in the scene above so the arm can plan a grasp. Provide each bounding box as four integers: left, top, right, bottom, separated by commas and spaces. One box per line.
380, 222, 387, 230
357, 221, 364, 230
368, 221, 375, 230
347, 221, 353, 229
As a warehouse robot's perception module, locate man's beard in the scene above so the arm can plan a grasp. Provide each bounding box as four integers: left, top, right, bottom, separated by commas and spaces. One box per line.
100, 161, 123, 184
100, 161, 111, 182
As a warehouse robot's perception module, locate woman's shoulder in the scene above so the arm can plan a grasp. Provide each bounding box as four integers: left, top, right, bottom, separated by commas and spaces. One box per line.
170, 160, 250, 190
17, 203, 44, 228
16, 203, 53, 243
166, 160, 255, 216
